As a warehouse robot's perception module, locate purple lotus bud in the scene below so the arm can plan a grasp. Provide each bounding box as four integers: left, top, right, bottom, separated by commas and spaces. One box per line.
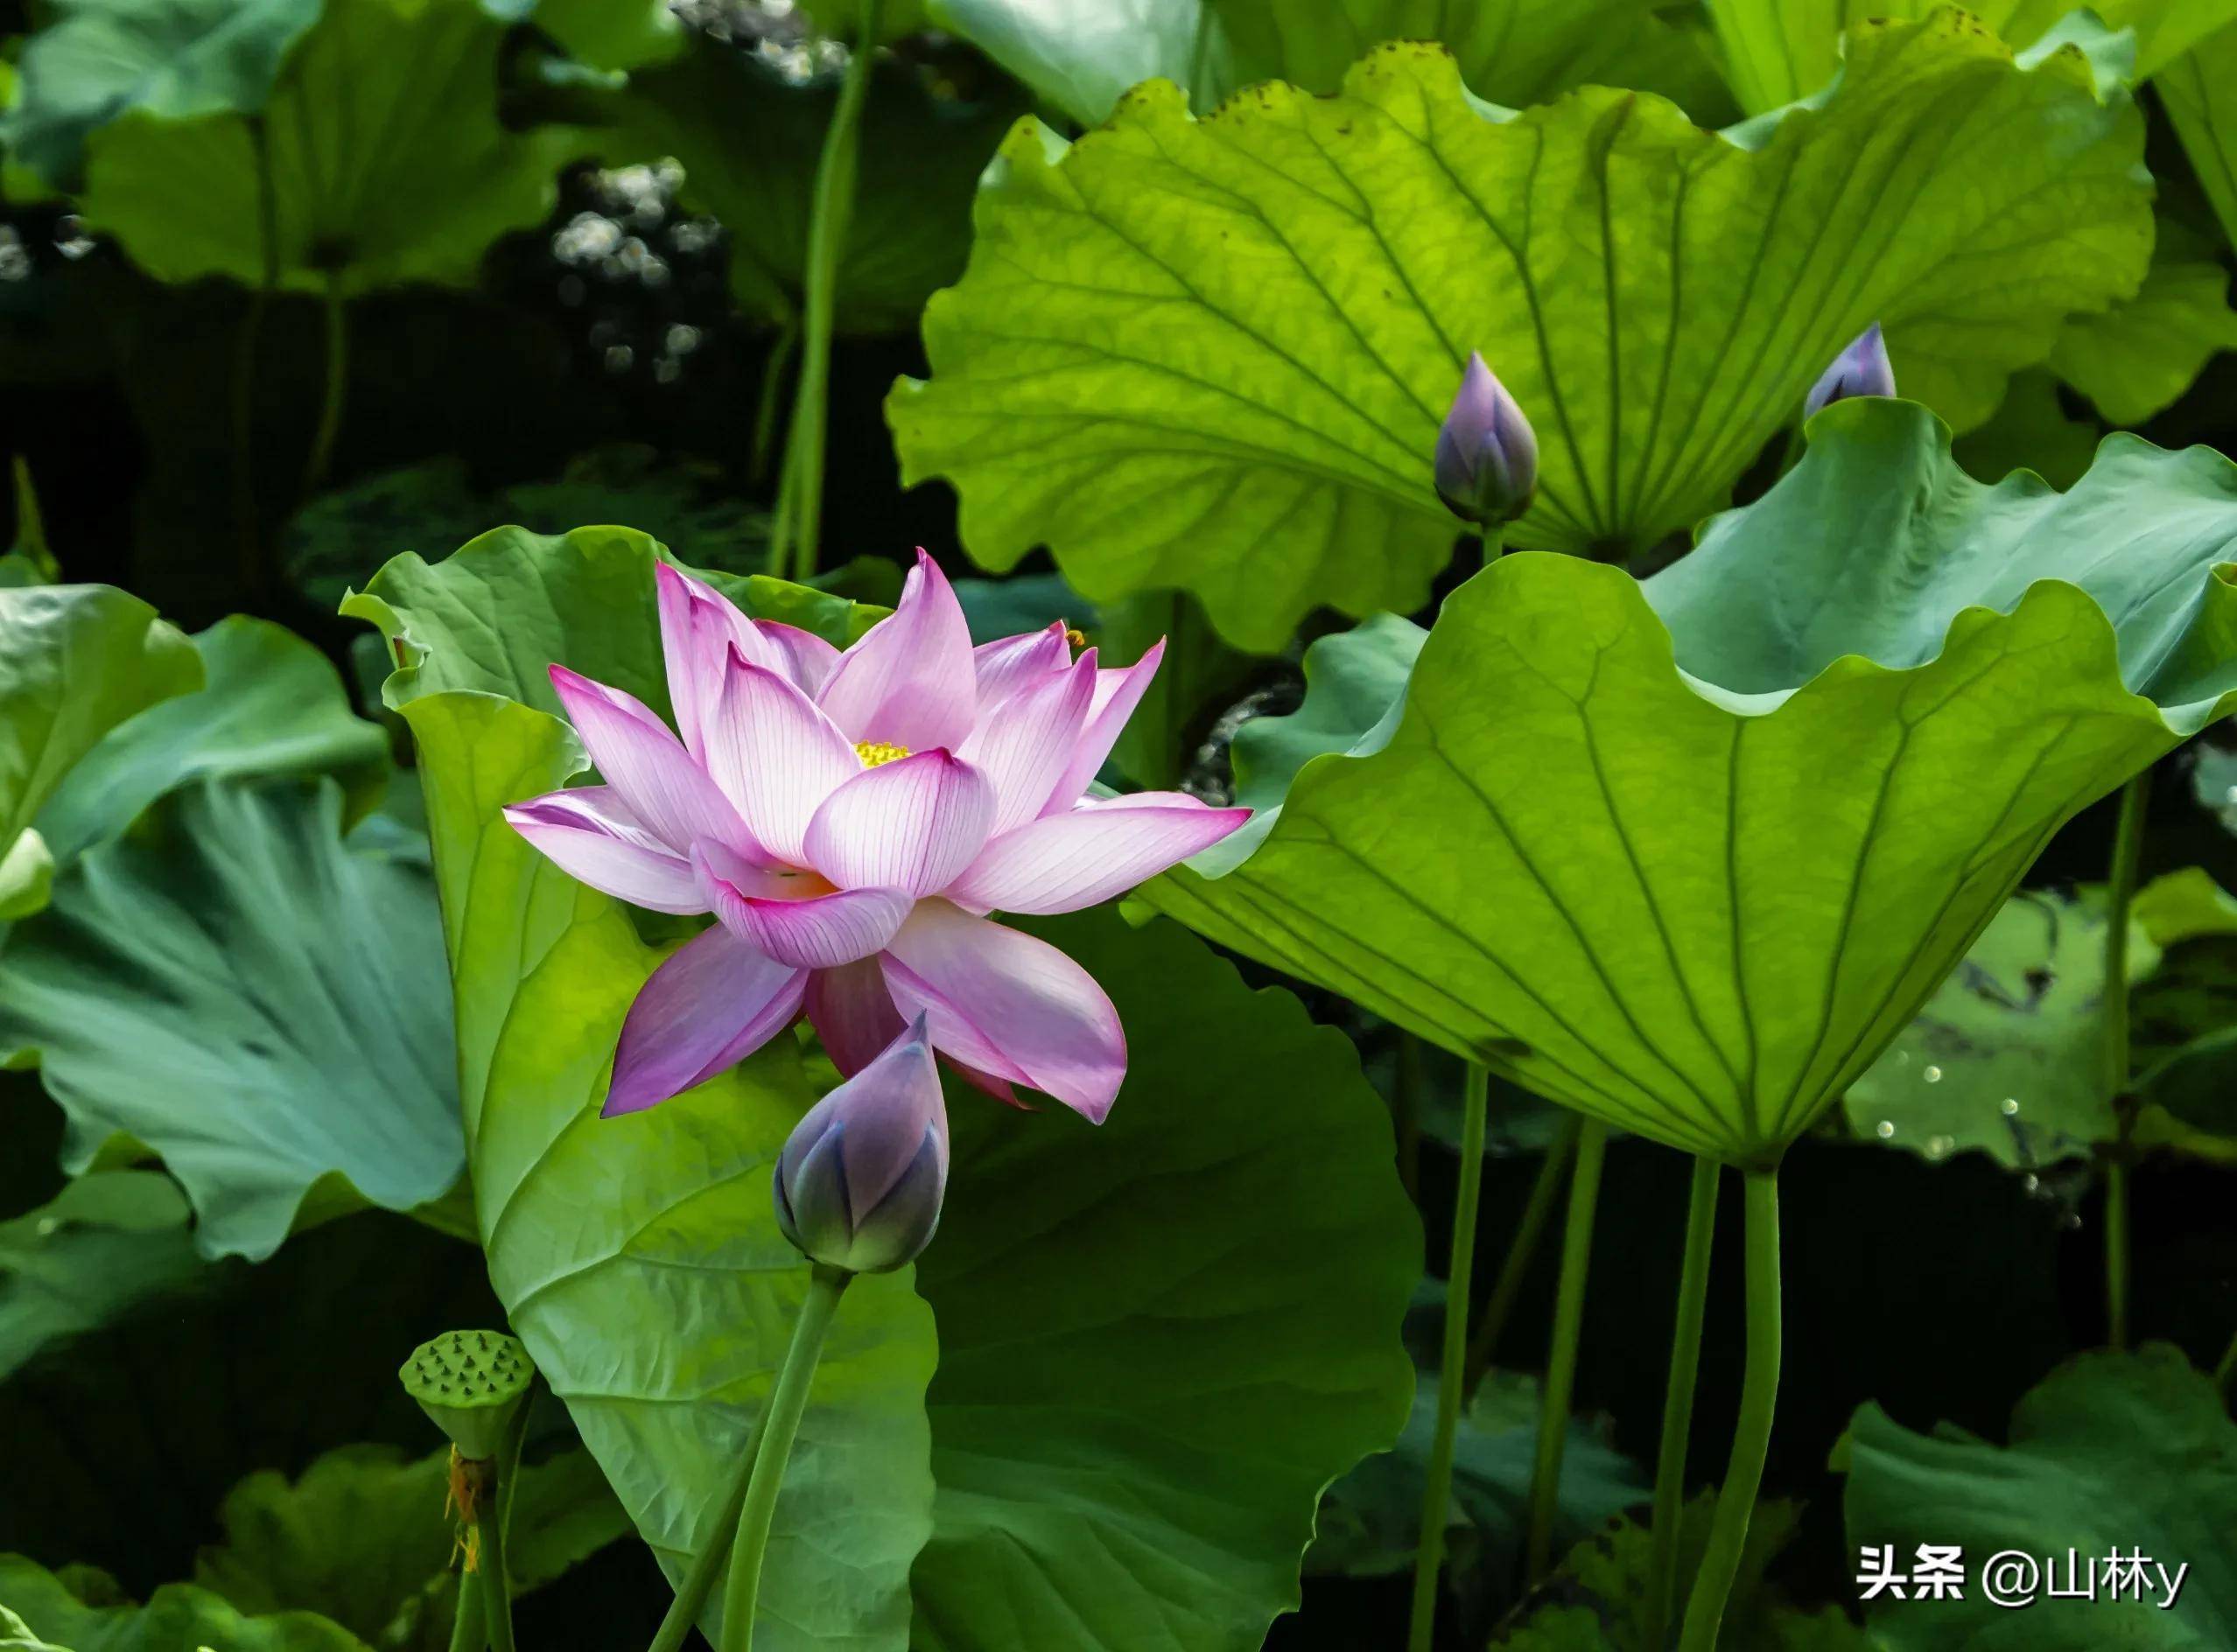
774, 1017, 949, 1275
1804, 323, 1897, 419
1434, 352, 1538, 527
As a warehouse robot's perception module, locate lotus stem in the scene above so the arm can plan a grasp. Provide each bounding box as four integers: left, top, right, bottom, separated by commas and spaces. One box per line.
751, 321, 800, 486
303, 273, 348, 495
647, 1422, 767, 1652
1676, 1168, 1782, 1652
1524, 1117, 1607, 1581
1393, 1032, 1424, 1199
782, 0, 881, 583
1406, 1060, 1489, 1652
1462, 1112, 1580, 1394
1644, 1156, 1722, 1650
475, 1400, 529, 1652
2102, 767, 2149, 1350
445, 1570, 485, 1652
230, 116, 281, 605
719, 1264, 852, 1652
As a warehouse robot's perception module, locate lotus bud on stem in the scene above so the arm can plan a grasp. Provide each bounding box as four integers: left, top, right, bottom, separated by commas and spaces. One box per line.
401, 1331, 536, 1652
711, 1020, 950, 1652
1434, 352, 1538, 534
1803, 323, 1897, 419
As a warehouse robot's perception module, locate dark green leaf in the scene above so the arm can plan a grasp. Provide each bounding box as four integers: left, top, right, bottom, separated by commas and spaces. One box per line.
0, 778, 463, 1261
1842, 1345, 2237, 1648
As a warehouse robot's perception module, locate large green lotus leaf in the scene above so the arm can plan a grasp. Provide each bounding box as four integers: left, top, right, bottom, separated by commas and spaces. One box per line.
1211, 0, 1735, 119
402, 690, 938, 1652
488, 0, 686, 69
908, 906, 1418, 1650
1841, 888, 2156, 1167
1307, 1371, 1645, 1584
1704, 0, 2237, 114
74, 0, 591, 297
925, 0, 1224, 129
191, 1443, 629, 1650
1953, 368, 2100, 490
35, 616, 389, 864
2126, 868, 2237, 1136
599, 39, 1025, 332
1841, 1345, 2237, 1648
926, 0, 1729, 131
1143, 400, 2237, 1162
0, 1170, 205, 1384
2047, 216, 2237, 426
0, 584, 200, 862
0, 1558, 368, 1652
0, 778, 463, 1261
286, 449, 767, 615
340, 525, 885, 720
2160, 22, 2237, 253
890, 18, 2149, 649
0, 0, 321, 189
1494, 1494, 1867, 1649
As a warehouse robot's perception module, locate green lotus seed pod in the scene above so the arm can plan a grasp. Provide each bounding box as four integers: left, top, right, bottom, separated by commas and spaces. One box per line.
398, 1330, 535, 1460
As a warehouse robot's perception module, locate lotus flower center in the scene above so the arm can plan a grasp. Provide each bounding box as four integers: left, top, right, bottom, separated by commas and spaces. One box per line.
855, 741, 911, 768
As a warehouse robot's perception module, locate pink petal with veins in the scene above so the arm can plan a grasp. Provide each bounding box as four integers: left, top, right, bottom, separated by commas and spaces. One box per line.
503, 786, 704, 913
957, 654, 1097, 835
1045, 638, 1165, 811
804, 749, 994, 896
548, 663, 755, 858
880, 899, 1125, 1122
817, 550, 976, 752
700, 652, 861, 864
948, 792, 1250, 914
605, 924, 806, 1115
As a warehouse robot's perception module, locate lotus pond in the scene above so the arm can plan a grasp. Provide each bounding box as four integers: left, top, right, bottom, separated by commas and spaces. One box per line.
4, 1, 2237, 1649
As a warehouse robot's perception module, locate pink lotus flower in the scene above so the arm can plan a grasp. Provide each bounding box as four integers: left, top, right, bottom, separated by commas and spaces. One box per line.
503, 552, 1249, 1123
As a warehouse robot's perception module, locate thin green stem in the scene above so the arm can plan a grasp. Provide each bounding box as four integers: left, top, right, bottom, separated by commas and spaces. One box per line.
1462, 1112, 1581, 1394
750, 322, 800, 486
1406, 1062, 1488, 1652
719, 1265, 852, 1652
302, 274, 348, 495
1524, 1118, 1607, 1582
475, 1402, 529, 1652
781, 0, 881, 583
1676, 1170, 1782, 1652
2102, 768, 2149, 1351
230, 116, 280, 604
1393, 1032, 1424, 1200
1644, 1157, 1722, 1652
446, 1569, 486, 1652
647, 1424, 768, 1652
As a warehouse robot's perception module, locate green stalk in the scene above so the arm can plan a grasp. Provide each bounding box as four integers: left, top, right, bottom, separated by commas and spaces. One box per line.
719, 1265, 852, 1652
1393, 1032, 1424, 1200
1644, 1158, 1722, 1651
1462, 1113, 1580, 1394
1523, 1118, 1608, 1582
230, 116, 281, 604
1406, 1061, 1489, 1652
474, 1400, 529, 1652
2102, 769, 2149, 1351
750, 321, 801, 486
647, 1424, 768, 1652
445, 1570, 486, 1652
302, 273, 349, 495
1676, 1170, 1782, 1652
782, 0, 882, 583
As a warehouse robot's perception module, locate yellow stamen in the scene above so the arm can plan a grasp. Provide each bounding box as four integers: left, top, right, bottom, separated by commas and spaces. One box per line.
855, 741, 912, 768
